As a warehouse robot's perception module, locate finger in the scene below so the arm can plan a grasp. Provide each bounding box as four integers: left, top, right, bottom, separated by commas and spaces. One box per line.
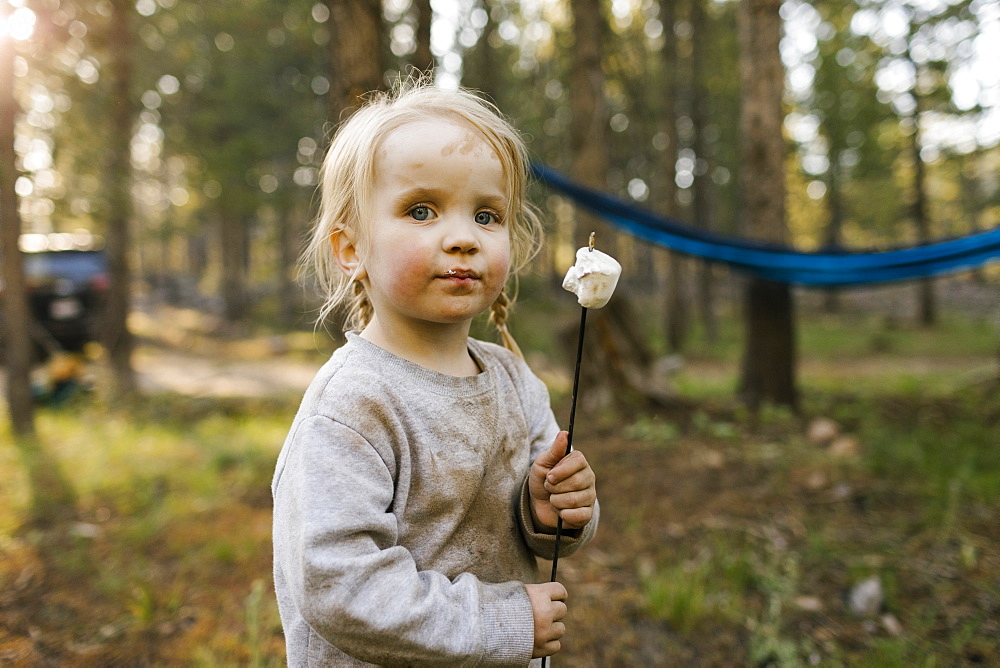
539, 639, 561, 657
544, 467, 596, 494
553, 601, 568, 621
546, 582, 568, 601
540, 623, 565, 647
545, 451, 591, 485
533, 431, 570, 470
556, 506, 594, 529
548, 487, 597, 511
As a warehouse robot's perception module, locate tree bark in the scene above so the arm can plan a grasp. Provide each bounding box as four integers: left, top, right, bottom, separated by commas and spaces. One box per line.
907, 68, 935, 326
461, 1, 500, 109
102, 0, 138, 397
737, 0, 797, 409
412, 0, 434, 73
221, 212, 249, 322
959, 149, 985, 283
327, 0, 385, 120
278, 204, 300, 325
658, 0, 689, 353
741, 278, 797, 406
691, 0, 718, 344
570, 0, 614, 254
822, 148, 844, 313
1, 3, 35, 436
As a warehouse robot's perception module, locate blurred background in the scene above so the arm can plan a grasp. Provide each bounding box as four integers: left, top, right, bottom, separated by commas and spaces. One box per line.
1, 0, 997, 664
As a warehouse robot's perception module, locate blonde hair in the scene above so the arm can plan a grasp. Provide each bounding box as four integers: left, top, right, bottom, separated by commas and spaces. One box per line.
302, 78, 543, 356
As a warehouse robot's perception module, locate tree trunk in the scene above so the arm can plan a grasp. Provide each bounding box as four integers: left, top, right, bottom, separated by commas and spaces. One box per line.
221, 213, 249, 322
1, 4, 35, 436
462, 1, 499, 105
570, 0, 614, 254
691, 0, 718, 344
327, 0, 385, 120
102, 0, 138, 397
908, 79, 935, 326
658, 0, 689, 353
279, 202, 303, 325
822, 148, 844, 313
741, 278, 797, 406
960, 149, 985, 283
412, 0, 434, 73
737, 0, 797, 410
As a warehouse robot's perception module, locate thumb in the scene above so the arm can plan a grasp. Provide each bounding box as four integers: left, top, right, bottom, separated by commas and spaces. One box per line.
534, 431, 570, 470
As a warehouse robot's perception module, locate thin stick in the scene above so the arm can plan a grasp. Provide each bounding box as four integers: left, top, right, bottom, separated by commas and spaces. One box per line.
543, 233, 596, 668
548, 305, 587, 582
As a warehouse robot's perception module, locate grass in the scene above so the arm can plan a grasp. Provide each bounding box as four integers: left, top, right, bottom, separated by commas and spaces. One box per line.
0, 394, 293, 664
1, 299, 998, 664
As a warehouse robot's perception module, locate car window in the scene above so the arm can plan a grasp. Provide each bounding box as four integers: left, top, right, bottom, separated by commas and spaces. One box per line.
23, 252, 108, 282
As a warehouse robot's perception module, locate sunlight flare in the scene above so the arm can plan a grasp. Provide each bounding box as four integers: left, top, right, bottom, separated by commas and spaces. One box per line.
0, 6, 36, 42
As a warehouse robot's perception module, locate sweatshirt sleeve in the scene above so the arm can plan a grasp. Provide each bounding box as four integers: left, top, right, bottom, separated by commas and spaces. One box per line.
513, 363, 600, 560
273, 415, 535, 666
516, 477, 600, 560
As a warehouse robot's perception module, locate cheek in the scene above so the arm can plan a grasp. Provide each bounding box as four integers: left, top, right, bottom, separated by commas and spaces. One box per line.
491, 243, 512, 277
379, 249, 433, 297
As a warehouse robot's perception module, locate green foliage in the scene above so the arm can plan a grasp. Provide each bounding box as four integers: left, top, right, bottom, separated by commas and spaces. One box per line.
0, 392, 292, 662
640, 560, 714, 633
624, 415, 681, 442
861, 388, 1000, 525
2, 333, 998, 663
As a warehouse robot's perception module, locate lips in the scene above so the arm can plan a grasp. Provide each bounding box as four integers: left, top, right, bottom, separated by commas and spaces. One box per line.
441, 269, 480, 280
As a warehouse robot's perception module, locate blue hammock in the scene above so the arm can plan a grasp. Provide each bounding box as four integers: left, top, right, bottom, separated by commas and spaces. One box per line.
532, 164, 1000, 287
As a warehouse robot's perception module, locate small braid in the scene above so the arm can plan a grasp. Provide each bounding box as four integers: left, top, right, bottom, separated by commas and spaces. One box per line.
489, 288, 524, 359
349, 280, 374, 331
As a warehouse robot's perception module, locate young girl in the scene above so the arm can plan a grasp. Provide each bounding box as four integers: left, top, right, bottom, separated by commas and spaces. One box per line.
272, 81, 599, 666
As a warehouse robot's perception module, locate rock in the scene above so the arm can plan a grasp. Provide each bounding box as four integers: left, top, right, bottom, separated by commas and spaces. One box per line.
829, 435, 860, 458
794, 595, 824, 612
849, 576, 883, 616
832, 482, 853, 500
807, 417, 840, 444
805, 470, 828, 490
70, 522, 101, 539
697, 448, 725, 469
653, 354, 685, 376
881, 613, 903, 636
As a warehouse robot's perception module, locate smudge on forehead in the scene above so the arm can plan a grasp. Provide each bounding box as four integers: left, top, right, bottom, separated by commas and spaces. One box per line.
440, 126, 499, 162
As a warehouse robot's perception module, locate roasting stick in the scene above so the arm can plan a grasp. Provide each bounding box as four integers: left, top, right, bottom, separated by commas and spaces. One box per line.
548, 303, 586, 583
542, 233, 621, 667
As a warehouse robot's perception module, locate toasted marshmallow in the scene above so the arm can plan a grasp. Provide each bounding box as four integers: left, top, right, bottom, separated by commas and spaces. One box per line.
562, 246, 622, 309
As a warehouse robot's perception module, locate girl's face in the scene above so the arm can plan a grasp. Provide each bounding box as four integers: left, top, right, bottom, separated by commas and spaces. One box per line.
359, 119, 512, 332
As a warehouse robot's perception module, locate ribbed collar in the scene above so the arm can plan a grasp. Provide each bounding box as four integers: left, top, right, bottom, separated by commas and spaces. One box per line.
344, 332, 494, 398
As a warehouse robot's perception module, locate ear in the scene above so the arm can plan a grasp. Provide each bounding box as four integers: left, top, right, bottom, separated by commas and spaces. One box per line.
330, 229, 367, 281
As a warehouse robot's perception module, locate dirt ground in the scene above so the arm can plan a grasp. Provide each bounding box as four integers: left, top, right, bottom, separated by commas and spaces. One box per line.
2, 301, 998, 665
551, 427, 999, 665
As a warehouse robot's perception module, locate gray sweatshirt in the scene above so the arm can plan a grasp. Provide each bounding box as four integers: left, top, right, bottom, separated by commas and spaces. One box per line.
272, 333, 598, 666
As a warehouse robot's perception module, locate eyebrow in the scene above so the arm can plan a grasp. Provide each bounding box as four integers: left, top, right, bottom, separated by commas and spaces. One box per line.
392, 187, 509, 211
392, 187, 441, 207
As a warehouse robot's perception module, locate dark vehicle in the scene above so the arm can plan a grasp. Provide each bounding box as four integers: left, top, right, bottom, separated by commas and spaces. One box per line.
19, 249, 110, 357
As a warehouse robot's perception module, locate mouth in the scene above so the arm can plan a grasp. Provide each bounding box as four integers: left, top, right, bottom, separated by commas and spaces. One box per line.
440, 269, 481, 280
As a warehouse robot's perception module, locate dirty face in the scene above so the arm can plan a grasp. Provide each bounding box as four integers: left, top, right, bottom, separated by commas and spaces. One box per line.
359, 119, 512, 333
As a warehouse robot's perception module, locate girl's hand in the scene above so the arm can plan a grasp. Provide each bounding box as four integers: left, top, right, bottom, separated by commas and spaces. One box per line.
528, 431, 597, 531
525, 582, 567, 658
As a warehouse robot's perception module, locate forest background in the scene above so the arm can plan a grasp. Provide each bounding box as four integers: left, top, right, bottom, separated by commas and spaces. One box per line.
1, 0, 998, 664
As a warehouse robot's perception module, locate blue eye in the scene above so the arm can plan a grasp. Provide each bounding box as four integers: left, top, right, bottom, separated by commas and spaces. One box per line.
475, 211, 498, 226
410, 206, 432, 221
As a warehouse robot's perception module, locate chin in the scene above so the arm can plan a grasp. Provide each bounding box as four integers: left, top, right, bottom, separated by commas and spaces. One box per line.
431, 306, 486, 323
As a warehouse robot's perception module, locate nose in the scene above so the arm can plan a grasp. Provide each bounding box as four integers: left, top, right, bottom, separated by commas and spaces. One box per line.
441, 217, 480, 254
